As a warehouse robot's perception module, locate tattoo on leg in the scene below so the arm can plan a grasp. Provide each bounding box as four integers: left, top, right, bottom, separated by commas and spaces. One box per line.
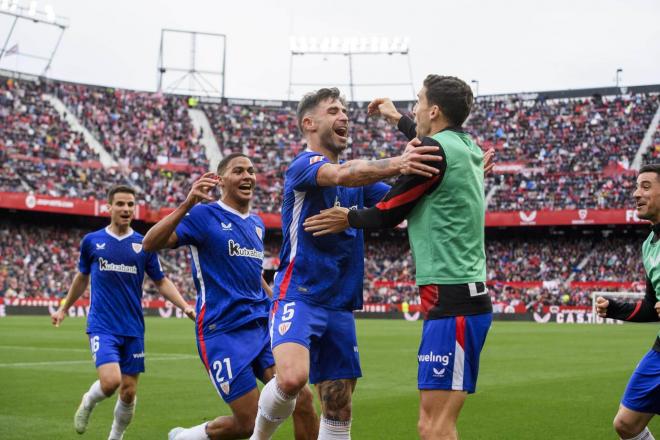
319, 380, 352, 421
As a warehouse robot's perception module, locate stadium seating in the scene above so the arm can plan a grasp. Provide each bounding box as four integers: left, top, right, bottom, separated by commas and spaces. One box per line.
2, 75, 658, 213
0, 219, 644, 307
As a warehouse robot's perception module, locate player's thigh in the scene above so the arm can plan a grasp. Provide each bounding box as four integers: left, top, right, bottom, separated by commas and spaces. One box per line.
118, 335, 145, 376
419, 389, 467, 426
270, 300, 325, 387
418, 313, 491, 394
309, 309, 361, 385
201, 322, 267, 404
97, 362, 122, 392
227, 387, 259, 425
619, 349, 660, 426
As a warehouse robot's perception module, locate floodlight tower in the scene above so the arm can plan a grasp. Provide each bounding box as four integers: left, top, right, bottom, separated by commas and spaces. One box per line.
0, 1, 68, 76
157, 29, 227, 97
288, 36, 415, 101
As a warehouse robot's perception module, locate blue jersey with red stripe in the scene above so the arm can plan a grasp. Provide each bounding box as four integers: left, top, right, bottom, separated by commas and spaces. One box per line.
79, 227, 164, 338
175, 201, 270, 339
273, 150, 390, 310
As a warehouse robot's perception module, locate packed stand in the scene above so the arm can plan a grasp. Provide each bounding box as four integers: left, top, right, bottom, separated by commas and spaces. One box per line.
640, 118, 660, 165
0, 221, 196, 301
488, 172, 636, 211
469, 94, 658, 210
0, 77, 128, 197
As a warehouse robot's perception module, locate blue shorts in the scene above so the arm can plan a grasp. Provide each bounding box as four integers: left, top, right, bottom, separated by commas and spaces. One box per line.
197, 318, 274, 403
270, 299, 361, 384
418, 313, 492, 393
622, 349, 660, 414
87, 333, 145, 375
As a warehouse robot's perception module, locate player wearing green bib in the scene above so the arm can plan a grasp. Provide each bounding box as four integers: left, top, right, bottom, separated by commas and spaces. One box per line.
304, 75, 494, 440
596, 164, 660, 440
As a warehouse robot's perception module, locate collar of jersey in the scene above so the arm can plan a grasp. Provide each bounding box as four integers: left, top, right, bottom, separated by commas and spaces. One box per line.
105, 226, 134, 241
217, 200, 250, 219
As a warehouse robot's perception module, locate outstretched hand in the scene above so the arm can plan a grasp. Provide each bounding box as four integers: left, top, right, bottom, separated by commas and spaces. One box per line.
398, 139, 443, 178
303, 207, 350, 236
595, 296, 609, 318
184, 172, 218, 208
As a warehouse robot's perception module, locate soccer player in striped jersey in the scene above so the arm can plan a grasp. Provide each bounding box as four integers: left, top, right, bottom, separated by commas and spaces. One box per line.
251, 88, 444, 440
596, 164, 660, 440
51, 185, 194, 440
142, 153, 318, 440
302, 76, 494, 440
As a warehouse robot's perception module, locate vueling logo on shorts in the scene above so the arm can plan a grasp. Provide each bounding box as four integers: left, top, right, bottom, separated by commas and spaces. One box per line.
227, 239, 264, 260
418, 351, 452, 366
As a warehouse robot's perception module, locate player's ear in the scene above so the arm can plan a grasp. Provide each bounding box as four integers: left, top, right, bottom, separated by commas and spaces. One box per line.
302, 113, 315, 133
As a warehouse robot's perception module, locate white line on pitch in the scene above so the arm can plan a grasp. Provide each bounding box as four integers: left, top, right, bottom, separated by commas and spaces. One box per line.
0, 355, 197, 368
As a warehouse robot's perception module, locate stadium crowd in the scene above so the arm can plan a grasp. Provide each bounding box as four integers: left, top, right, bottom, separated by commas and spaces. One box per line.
2, 75, 659, 213
0, 221, 645, 309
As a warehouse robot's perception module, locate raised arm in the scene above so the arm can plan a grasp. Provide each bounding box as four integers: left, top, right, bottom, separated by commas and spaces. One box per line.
304, 137, 446, 235
51, 272, 90, 327
143, 172, 218, 251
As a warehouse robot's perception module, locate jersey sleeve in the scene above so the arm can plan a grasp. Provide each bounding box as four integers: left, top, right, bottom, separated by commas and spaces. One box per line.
363, 182, 391, 208
347, 137, 447, 229
145, 252, 165, 282
397, 115, 418, 141
77, 234, 93, 274
175, 205, 206, 247
287, 153, 330, 191
605, 277, 660, 322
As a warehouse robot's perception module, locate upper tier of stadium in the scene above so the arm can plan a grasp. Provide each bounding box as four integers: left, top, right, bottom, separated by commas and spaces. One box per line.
1, 70, 659, 224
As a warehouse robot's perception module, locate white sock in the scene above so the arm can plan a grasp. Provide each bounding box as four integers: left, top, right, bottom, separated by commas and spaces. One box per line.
83, 380, 108, 408
172, 423, 209, 440
318, 416, 351, 440
623, 427, 655, 440
108, 397, 135, 440
250, 379, 297, 440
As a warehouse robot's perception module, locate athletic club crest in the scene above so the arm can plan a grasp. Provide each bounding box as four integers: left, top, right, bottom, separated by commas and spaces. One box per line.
132, 243, 143, 253
255, 227, 263, 240
278, 322, 291, 335
220, 382, 230, 394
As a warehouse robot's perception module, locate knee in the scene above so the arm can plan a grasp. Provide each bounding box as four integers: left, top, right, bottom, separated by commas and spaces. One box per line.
276, 371, 307, 396
119, 386, 136, 404
99, 376, 120, 396
417, 415, 432, 440
613, 414, 644, 439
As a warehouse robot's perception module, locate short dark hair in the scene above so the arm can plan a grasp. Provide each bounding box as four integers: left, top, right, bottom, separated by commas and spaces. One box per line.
423, 75, 473, 127
639, 163, 660, 180
107, 185, 136, 203
217, 152, 250, 175
296, 88, 346, 132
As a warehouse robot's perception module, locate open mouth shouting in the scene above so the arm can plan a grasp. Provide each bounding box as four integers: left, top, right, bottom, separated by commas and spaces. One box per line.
333, 125, 348, 143
238, 181, 254, 197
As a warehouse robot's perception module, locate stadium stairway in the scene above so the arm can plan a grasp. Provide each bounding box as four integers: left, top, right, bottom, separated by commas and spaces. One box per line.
188, 108, 222, 171
485, 179, 499, 206
43, 94, 118, 168
632, 100, 660, 169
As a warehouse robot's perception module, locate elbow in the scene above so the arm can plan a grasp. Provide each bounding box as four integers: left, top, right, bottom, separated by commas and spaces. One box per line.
142, 237, 156, 252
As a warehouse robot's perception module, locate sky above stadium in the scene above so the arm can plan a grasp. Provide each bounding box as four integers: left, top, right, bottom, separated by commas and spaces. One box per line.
0, 0, 658, 100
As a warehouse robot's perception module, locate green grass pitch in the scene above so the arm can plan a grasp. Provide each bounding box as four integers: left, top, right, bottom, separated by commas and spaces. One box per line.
0, 317, 659, 439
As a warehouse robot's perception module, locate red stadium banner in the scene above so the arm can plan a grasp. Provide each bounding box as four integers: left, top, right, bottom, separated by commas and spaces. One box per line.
0, 192, 649, 229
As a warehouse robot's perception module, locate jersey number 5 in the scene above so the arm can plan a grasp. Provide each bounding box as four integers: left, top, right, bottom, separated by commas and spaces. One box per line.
212, 358, 233, 384
282, 302, 296, 321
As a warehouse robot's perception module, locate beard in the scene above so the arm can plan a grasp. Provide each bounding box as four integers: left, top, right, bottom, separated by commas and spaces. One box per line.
319, 128, 347, 155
